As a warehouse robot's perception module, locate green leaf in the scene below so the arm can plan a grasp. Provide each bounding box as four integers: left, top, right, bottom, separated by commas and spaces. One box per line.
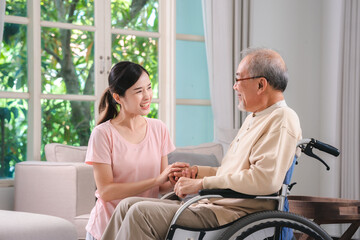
8, 76, 14, 88
19, 107, 27, 118
0, 107, 11, 122
10, 107, 19, 119
16, 77, 23, 90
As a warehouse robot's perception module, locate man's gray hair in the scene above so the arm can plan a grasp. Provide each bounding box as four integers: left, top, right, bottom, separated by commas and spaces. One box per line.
241, 48, 288, 92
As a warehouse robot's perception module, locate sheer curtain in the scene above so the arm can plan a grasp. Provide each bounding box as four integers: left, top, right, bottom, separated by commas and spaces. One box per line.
201, 0, 250, 152
0, 0, 5, 52
339, 1, 360, 237
340, 0, 360, 200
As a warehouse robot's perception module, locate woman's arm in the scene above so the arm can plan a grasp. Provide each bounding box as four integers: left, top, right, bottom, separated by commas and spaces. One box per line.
93, 161, 188, 202
159, 155, 174, 193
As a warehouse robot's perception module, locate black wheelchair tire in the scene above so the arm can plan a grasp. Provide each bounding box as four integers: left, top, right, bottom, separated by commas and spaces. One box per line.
218, 210, 332, 240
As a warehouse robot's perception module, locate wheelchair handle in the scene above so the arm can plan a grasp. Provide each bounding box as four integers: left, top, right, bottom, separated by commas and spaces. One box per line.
297, 138, 340, 171
297, 138, 340, 157
311, 138, 340, 157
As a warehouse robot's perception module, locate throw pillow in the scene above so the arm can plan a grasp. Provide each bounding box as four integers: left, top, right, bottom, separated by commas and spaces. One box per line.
168, 152, 219, 167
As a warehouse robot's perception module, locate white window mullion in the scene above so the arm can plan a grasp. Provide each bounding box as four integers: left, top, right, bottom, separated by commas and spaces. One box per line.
40, 20, 96, 32
111, 28, 160, 39
94, 0, 109, 122
40, 94, 97, 102
27, 0, 42, 161
4, 15, 29, 25
159, 0, 176, 141
103, 0, 112, 84
176, 34, 204, 42
176, 99, 211, 106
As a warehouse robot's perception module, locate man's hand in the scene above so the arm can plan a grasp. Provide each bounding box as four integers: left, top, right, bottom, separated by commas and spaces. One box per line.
174, 177, 203, 198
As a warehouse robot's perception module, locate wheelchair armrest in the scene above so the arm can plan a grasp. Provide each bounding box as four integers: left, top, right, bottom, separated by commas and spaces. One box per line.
168, 189, 281, 231
199, 189, 278, 199
161, 191, 181, 200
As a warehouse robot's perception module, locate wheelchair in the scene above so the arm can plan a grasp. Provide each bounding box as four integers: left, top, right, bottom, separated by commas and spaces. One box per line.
164, 138, 340, 240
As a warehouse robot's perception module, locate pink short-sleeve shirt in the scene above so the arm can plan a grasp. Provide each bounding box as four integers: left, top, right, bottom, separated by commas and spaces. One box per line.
85, 117, 175, 239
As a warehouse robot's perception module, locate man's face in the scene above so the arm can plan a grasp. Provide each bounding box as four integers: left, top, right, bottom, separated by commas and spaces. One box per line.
233, 57, 260, 112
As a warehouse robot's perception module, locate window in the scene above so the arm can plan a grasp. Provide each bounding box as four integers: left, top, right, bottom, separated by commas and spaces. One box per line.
175, 0, 213, 146
0, 0, 213, 179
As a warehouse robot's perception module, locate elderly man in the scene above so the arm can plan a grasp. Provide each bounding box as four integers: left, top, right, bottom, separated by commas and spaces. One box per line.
101, 47, 302, 240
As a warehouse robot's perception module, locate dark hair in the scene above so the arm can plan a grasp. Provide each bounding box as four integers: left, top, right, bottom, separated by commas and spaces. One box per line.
241, 48, 288, 92
97, 61, 149, 125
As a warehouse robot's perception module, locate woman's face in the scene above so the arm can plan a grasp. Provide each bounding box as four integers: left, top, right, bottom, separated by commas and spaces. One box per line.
118, 71, 153, 116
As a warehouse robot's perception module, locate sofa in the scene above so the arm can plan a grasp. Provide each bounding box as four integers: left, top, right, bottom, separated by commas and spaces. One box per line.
0, 210, 77, 240
14, 142, 223, 239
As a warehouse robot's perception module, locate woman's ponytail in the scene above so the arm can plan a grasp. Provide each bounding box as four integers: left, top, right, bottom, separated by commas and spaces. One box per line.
97, 88, 119, 125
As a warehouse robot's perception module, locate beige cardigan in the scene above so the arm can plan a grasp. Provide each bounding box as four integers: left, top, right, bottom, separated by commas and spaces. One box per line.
195, 102, 302, 225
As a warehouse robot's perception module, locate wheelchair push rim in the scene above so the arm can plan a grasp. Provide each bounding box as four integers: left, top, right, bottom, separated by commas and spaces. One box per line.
218, 210, 332, 240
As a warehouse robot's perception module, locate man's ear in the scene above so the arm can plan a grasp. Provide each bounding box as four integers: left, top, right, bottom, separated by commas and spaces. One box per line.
257, 78, 267, 94
112, 93, 122, 105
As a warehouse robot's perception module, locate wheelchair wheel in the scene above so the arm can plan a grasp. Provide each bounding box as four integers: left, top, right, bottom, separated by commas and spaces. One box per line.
219, 210, 332, 240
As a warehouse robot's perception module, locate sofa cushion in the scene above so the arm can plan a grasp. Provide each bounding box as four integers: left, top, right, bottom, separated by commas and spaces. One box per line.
74, 214, 91, 240
45, 143, 87, 163
0, 210, 77, 240
14, 162, 95, 226
173, 142, 223, 164
168, 152, 219, 167
45, 142, 224, 164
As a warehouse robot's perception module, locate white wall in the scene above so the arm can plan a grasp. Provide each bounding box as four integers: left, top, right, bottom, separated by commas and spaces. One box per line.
318, 0, 342, 199
318, 1, 343, 236
250, 0, 342, 197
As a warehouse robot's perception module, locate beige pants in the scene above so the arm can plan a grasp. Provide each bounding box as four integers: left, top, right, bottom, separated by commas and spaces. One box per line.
101, 197, 219, 240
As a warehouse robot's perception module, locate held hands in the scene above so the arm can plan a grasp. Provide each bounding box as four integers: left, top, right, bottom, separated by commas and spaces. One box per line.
155, 162, 190, 186
168, 164, 198, 186
167, 162, 201, 198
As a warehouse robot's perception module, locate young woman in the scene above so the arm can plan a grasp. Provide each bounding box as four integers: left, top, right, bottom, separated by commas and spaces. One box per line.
84, 61, 185, 240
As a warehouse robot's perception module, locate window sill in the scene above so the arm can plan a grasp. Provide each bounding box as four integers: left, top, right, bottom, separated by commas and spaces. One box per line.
0, 179, 14, 187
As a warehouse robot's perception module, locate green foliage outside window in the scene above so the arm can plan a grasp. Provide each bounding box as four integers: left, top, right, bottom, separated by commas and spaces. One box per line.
0, 0, 159, 178
41, 0, 94, 25
5, 0, 27, 17
111, 0, 158, 32
0, 23, 28, 92
0, 21, 28, 178
0, 99, 27, 178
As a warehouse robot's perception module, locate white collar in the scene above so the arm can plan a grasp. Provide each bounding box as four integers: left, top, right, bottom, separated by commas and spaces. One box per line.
252, 100, 287, 117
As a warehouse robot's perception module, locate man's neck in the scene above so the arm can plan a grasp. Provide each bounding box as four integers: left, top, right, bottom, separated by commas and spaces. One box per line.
253, 92, 284, 113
